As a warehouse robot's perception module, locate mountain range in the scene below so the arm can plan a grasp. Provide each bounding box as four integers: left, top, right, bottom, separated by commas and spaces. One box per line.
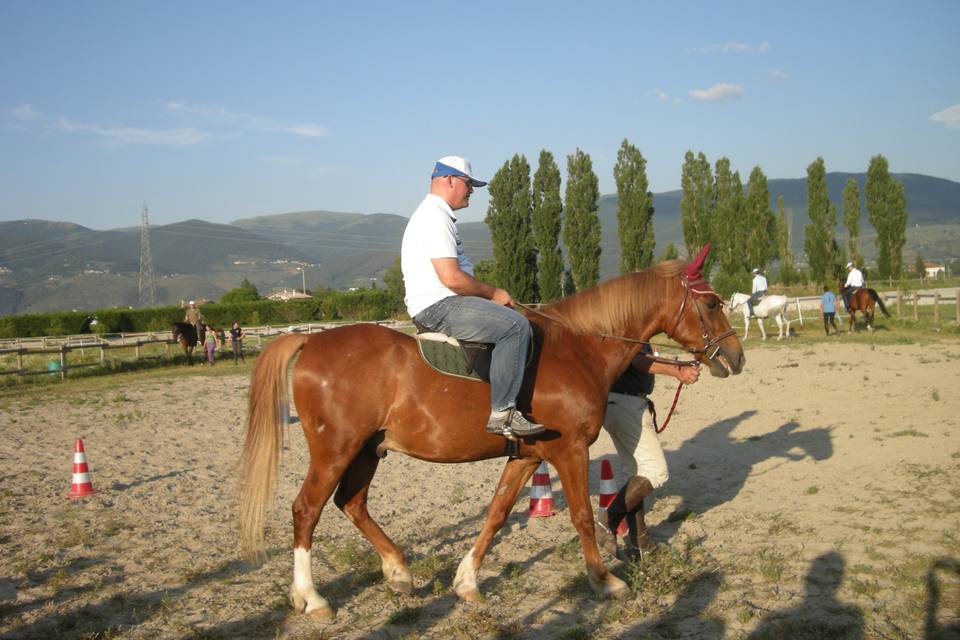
1, 172, 958, 316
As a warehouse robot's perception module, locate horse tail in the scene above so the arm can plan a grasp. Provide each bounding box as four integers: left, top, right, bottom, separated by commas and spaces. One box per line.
870, 289, 890, 317
238, 333, 309, 560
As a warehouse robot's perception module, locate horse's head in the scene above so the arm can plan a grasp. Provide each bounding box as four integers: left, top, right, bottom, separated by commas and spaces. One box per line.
667, 244, 745, 378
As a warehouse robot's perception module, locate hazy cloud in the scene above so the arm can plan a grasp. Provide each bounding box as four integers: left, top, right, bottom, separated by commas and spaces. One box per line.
930, 104, 960, 130
164, 100, 327, 138
56, 116, 207, 145
693, 41, 769, 54
12, 103, 42, 121
767, 69, 789, 80
648, 89, 683, 104
689, 83, 743, 102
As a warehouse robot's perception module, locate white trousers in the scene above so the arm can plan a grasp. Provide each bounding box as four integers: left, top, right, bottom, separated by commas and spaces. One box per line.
602, 392, 669, 489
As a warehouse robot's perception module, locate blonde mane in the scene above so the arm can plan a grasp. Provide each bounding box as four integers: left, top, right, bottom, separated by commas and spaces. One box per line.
541, 260, 686, 337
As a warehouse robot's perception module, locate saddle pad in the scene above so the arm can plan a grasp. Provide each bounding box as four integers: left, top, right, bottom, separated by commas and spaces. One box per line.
416, 333, 488, 382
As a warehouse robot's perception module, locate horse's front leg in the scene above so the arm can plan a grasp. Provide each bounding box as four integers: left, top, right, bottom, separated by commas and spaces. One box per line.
552, 449, 630, 600
741, 311, 750, 339
757, 318, 767, 341
454, 457, 540, 601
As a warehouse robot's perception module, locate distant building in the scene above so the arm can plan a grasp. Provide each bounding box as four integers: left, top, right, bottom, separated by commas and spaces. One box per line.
267, 289, 313, 301
924, 262, 946, 279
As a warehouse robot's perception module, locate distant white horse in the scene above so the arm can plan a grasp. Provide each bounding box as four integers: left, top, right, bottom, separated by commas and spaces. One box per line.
729, 293, 791, 340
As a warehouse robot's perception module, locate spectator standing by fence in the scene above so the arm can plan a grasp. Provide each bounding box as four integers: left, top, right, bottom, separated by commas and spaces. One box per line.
821, 286, 839, 336
229, 322, 245, 364
203, 327, 217, 366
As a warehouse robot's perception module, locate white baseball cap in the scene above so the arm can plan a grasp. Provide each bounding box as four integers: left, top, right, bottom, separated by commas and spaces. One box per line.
431, 156, 487, 187
752, 268, 760, 274
846, 262, 853, 269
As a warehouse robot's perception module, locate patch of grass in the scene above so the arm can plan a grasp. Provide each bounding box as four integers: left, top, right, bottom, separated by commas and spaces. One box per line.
736, 608, 754, 625
627, 541, 717, 598
849, 577, 882, 598
561, 626, 591, 640
409, 553, 454, 580
448, 483, 466, 504
888, 429, 928, 438
666, 508, 695, 523
905, 463, 944, 480
558, 573, 593, 600
386, 606, 422, 625
766, 513, 803, 536
756, 549, 785, 583
557, 536, 582, 562
805, 485, 820, 495
932, 389, 940, 401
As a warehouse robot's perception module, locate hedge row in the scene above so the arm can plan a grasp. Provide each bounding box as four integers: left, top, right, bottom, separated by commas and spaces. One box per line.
0, 289, 404, 338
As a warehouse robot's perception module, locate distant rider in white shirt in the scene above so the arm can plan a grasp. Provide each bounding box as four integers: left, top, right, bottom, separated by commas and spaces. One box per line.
747, 268, 768, 318
400, 156, 545, 439
842, 262, 865, 311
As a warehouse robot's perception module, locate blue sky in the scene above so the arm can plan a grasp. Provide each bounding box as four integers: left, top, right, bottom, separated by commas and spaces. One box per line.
2, 1, 958, 228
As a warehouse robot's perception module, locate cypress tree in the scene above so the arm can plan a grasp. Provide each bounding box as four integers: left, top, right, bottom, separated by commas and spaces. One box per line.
613, 139, 654, 272
485, 154, 537, 301
713, 157, 745, 276
744, 166, 776, 271
842, 178, 863, 267
803, 157, 835, 284
680, 151, 714, 269
866, 155, 908, 279
532, 150, 564, 302
775, 196, 796, 284
563, 148, 601, 290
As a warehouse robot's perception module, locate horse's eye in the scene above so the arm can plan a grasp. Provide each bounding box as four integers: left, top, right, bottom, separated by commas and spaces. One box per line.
705, 297, 719, 310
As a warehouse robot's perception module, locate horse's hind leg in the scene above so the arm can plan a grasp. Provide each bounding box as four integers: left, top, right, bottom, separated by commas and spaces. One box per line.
289, 458, 344, 620
454, 457, 540, 601
334, 447, 412, 594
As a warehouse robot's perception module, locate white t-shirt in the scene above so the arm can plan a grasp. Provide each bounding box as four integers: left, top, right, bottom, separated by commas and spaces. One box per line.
845, 268, 864, 288
752, 274, 768, 294
401, 194, 474, 317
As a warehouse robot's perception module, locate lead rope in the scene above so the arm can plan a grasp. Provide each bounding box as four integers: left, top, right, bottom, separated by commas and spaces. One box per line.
649, 382, 685, 434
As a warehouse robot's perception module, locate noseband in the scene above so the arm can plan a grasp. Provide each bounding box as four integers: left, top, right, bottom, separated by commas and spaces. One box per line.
668, 275, 736, 361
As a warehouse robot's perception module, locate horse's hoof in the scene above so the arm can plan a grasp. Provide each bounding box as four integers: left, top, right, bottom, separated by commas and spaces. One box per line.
607, 579, 631, 601
456, 587, 481, 602
307, 605, 335, 621
388, 578, 413, 595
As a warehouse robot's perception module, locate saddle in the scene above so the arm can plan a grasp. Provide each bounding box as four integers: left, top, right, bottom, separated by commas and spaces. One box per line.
413, 321, 491, 382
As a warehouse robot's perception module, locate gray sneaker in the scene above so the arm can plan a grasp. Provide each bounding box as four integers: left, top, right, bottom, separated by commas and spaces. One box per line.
485, 408, 546, 437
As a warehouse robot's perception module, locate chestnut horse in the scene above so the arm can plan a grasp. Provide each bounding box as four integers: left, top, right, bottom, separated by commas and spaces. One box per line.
840, 283, 890, 332
238, 247, 745, 620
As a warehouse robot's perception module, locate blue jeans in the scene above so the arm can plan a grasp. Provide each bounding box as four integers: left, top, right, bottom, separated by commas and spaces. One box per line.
414, 296, 532, 412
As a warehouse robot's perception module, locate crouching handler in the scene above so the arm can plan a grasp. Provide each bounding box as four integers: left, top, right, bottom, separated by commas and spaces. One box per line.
598, 350, 700, 561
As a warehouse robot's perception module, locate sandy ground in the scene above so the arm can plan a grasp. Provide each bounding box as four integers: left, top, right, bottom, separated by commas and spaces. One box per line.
0, 339, 958, 639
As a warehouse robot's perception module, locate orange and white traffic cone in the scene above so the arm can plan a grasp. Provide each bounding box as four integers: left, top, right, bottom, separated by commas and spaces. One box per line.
67, 438, 97, 500
527, 461, 556, 518
598, 459, 627, 536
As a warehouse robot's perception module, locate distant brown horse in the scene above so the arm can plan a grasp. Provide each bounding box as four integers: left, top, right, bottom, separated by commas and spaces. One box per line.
238, 245, 745, 620
171, 321, 205, 365
841, 283, 890, 332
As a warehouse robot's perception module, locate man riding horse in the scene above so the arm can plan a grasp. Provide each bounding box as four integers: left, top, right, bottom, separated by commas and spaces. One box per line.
842, 262, 865, 312
746, 267, 767, 318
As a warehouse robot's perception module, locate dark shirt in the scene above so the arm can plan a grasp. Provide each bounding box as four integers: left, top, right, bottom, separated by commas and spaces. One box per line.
230, 327, 243, 342
611, 345, 655, 397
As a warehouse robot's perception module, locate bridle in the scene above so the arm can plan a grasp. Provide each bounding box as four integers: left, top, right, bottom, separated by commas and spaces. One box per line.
668, 275, 737, 362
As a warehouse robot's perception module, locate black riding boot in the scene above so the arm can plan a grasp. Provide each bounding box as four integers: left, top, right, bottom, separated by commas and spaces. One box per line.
598, 476, 656, 560
622, 498, 660, 561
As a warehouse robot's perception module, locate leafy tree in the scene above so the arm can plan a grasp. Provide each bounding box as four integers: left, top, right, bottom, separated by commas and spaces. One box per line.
472, 260, 498, 287
532, 150, 565, 302
842, 178, 863, 267
485, 154, 537, 301
220, 278, 260, 304
713, 157, 745, 277
775, 196, 796, 284
613, 139, 655, 272
866, 155, 908, 279
680, 151, 714, 269
382, 255, 405, 312
659, 242, 679, 261
563, 148, 601, 290
914, 254, 926, 278
744, 166, 777, 271
803, 157, 836, 284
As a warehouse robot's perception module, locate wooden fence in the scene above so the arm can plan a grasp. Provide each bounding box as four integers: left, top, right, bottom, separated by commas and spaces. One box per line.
0, 321, 408, 382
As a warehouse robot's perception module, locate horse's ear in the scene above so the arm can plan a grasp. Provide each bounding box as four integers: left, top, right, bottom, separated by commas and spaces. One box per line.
685, 243, 711, 279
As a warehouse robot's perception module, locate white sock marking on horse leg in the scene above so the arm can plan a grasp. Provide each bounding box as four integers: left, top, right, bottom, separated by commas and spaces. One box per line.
453, 548, 479, 597
292, 547, 329, 614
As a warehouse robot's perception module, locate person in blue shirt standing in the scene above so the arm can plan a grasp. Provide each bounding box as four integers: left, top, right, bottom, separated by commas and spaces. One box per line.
821, 286, 838, 336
